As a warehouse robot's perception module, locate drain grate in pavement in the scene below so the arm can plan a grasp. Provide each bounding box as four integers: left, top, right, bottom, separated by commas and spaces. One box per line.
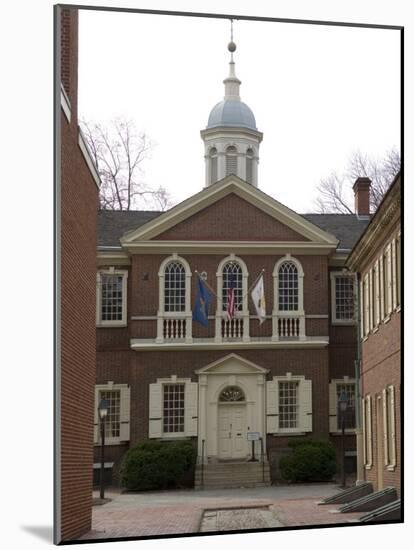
200, 506, 283, 532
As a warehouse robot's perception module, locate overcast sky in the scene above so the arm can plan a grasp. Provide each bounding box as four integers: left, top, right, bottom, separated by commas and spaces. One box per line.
78, 10, 400, 213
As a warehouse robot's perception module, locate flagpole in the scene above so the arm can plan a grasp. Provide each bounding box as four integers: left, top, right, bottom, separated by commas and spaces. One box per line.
194, 270, 219, 299
242, 268, 265, 300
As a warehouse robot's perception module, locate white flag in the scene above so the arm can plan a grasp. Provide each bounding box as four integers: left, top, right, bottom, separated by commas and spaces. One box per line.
251, 274, 266, 324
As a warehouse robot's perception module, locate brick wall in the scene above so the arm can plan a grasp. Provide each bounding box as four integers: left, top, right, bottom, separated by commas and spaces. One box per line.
60, 7, 98, 541
361, 311, 401, 494
154, 193, 310, 241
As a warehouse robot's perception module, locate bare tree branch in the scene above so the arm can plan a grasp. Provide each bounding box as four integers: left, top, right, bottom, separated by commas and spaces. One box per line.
80, 118, 174, 211
315, 148, 400, 214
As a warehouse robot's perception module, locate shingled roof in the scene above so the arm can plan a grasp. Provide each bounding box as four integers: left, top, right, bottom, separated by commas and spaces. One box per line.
97, 210, 370, 250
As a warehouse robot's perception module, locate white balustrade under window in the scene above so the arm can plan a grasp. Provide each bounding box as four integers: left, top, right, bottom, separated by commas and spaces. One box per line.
277, 315, 301, 338
163, 317, 187, 339
221, 318, 244, 339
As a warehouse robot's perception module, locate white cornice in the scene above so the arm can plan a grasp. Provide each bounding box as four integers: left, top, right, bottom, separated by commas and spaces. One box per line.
78, 129, 101, 189
130, 336, 329, 351
60, 83, 71, 122
120, 176, 339, 246
97, 251, 131, 266
121, 240, 337, 255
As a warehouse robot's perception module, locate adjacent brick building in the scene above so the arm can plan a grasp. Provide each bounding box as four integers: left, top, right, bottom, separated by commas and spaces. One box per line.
58, 6, 100, 543
93, 44, 371, 486
347, 173, 401, 495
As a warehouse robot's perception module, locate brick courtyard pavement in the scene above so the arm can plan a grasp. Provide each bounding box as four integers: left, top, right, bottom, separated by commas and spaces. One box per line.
79, 484, 362, 541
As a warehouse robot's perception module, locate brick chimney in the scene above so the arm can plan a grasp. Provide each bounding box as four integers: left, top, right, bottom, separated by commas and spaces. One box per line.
353, 177, 371, 216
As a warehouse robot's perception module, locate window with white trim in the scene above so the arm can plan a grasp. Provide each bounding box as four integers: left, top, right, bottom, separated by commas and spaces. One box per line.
279, 381, 299, 429
329, 379, 356, 432
222, 261, 243, 312
266, 374, 312, 434
97, 269, 128, 326
164, 261, 186, 312
396, 234, 401, 308
331, 272, 355, 324
210, 147, 218, 184
362, 394, 373, 469
94, 382, 130, 445
278, 262, 299, 311
149, 377, 198, 439
246, 148, 254, 184
225, 146, 238, 176
163, 384, 185, 433
383, 385, 397, 470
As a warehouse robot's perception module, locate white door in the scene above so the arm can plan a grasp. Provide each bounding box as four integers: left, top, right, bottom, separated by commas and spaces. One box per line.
218, 405, 247, 459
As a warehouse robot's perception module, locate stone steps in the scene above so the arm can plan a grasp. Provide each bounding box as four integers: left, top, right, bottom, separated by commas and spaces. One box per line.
195, 461, 271, 489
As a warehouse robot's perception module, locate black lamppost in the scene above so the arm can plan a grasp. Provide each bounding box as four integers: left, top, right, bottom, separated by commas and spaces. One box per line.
98, 398, 109, 500
338, 391, 348, 488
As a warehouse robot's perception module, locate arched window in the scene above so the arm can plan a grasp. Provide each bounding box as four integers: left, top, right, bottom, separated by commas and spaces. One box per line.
164, 261, 186, 312
222, 261, 243, 312
210, 147, 218, 184
219, 386, 245, 402
278, 261, 299, 311
246, 148, 254, 184
225, 146, 238, 176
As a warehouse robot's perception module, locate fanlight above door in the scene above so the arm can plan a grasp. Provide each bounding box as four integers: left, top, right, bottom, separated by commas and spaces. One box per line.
219, 386, 245, 402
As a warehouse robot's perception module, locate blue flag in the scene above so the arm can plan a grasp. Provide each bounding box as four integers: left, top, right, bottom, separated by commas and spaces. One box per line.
193, 278, 212, 328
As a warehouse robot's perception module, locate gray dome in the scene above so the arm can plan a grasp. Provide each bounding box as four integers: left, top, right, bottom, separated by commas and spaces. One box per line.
207, 99, 257, 130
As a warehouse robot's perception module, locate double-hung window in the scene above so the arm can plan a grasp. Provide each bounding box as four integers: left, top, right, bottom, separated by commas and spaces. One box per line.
331, 272, 355, 324
97, 269, 128, 326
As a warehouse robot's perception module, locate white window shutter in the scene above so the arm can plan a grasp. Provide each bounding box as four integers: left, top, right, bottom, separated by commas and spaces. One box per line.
299, 379, 312, 432
382, 389, 389, 466
329, 382, 338, 433
119, 385, 131, 442
184, 382, 198, 436
389, 386, 396, 466
149, 383, 162, 438
375, 261, 380, 326
266, 380, 279, 433
366, 395, 373, 468
94, 387, 100, 444
386, 247, 393, 315
362, 397, 367, 465
391, 240, 397, 310
379, 256, 384, 321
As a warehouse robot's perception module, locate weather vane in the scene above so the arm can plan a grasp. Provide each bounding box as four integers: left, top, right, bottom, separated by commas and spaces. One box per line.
228, 18, 236, 61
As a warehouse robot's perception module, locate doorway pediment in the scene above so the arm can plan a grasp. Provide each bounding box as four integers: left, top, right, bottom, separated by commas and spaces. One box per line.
195, 353, 269, 375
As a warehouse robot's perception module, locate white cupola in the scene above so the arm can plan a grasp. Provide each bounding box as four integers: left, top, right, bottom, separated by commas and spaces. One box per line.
201, 37, 263, 187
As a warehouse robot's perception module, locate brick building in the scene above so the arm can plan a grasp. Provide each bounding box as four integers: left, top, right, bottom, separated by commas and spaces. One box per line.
94, 44, 371, 486
347, 174, 401, 495
57, 6, 100, 542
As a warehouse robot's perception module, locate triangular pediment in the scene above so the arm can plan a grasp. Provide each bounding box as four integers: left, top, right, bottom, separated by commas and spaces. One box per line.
120, 175, 338, 246
195, 353, 269, 375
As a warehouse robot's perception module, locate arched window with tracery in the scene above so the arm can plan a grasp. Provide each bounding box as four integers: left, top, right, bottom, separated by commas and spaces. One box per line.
164, 261, 186, 312
246, 148, 254, 184
225, 146, 238, 176
210, 147, 218, 184
222, 261, 243, 312
278, 261, 299, 311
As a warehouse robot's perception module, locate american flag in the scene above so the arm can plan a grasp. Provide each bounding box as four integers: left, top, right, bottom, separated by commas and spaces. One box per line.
226, 273, 236, 321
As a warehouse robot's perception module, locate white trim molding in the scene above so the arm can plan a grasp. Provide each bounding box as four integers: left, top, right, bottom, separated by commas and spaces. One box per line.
272, 255, 305, 340
156, 254, 192, 344
78, 128, 101, 189
60, 83, 71, 122
96, 268, 128, 327
215, 255, 249, 343
330, 271, 356, 326
94, 382, 130, 445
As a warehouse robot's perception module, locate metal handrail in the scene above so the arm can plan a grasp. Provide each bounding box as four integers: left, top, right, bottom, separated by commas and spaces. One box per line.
201, 439, 205, 488
260, 437, 265, 483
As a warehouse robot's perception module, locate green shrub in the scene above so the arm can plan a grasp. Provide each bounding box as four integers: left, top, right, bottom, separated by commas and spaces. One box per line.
120, 440, 197, 491
279, 440, 336, 483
